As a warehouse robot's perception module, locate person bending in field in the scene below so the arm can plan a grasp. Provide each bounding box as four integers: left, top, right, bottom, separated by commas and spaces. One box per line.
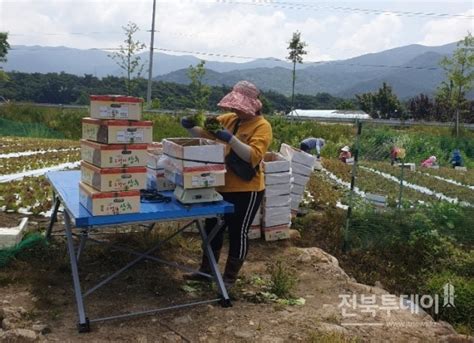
339, 146, 352, 163
181, 80, 272, 288
300, 137, 325, 159
421, 155, 437, 168
450, 149, 463, 168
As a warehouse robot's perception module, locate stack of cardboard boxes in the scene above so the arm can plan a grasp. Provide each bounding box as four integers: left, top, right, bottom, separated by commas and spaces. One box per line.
279, 143, 316, 215
260, 152, 292, 241
146, 142, 175, 191
162, 138, 226, 204
79, 95, 151, 216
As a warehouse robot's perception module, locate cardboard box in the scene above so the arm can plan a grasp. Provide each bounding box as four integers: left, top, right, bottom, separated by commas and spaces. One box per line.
263, 224, 291, 241
291, 192, 304, 210
263, 152, 290, 173
280, 143, 316, 168
81, 161, 146, 192
292, 162, 314, 177
263, 206, 291, 227
248, 226, 262, 240
81, 139, 148, 168
264, 194, 291, 208
264, 171, 291, 186
90, 95, 143, 120
162, 138, 226, 173
455, 166, 467, 172
251, 206, 261, 226
0, 218, 28, 249
293, 173, 310, 186
292, 184, 306, 196
264, 183, 292, 197
79, 182, 140, 216
146, 167, 175, 191
165, 169, 225, 189
82, 118, 153, 144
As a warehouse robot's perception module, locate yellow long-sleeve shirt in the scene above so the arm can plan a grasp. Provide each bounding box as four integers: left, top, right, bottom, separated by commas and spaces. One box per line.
208, 113, 272, 193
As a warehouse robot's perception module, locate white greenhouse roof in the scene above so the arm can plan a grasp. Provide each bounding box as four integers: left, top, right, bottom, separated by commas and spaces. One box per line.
287, 109, 371, 120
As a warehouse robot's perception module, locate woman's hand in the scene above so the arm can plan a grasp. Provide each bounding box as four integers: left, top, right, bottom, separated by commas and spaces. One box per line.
215, 129, 233, 143
181, 117, 197, 129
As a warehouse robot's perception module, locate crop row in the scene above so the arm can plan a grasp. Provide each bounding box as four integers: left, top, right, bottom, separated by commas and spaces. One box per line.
0, 150, 81, 175
322, 159, 436, 206
363, 161, 474, 205
0, 136, 79, 154
0, 176, 53, 215
416, 166, 474, 187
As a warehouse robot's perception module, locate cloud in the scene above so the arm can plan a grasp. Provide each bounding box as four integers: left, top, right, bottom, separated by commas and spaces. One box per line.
333, 13, 404, 58
419, 9, 474, 46
0, 0, 470, 63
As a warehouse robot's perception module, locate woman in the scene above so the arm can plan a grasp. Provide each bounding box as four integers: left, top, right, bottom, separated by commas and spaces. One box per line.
300, 137, 325, 159
421, 155, 437, 168
181, 81, 273, 287
339, 146, 352, 163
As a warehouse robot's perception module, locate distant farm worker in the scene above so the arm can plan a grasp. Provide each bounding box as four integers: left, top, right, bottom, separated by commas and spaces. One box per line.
339, 146, 352, 163
181, 81, 272, 288
450, 149, 463, 168
300, 137, 325, 159
390, 146, 406, 166
421, 155, 437, 168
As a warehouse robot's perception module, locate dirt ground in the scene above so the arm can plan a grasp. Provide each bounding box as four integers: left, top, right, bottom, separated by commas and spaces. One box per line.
0, 212, 472, 342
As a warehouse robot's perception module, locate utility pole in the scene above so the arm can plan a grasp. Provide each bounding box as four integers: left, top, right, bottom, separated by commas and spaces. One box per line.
146, 0, 157, 108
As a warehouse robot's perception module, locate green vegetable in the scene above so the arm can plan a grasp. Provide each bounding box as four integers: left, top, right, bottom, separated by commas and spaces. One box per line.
204, 116, 223, 133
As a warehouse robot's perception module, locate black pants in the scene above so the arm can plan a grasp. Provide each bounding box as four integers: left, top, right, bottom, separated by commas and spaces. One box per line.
205, 191, 264, 260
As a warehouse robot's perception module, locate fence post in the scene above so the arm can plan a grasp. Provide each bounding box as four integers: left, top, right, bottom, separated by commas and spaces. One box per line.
398, 160, 405, 211
343, 120, 362, 252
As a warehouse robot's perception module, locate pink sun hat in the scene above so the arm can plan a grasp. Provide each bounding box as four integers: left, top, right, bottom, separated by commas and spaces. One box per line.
217, 81, 263, 117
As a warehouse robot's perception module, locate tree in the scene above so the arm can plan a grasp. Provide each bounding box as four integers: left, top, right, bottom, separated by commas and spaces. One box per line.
286, 31, 307, 113
108, 22, 146, 96
439, 32, 474, 136
407, 94, 434, 121
356, 83, 402, 119
187, 60, 211, 113
0, 32, 10, 82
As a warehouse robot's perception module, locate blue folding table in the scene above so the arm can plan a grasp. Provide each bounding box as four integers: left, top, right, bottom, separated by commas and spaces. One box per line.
46, 171, 234, 333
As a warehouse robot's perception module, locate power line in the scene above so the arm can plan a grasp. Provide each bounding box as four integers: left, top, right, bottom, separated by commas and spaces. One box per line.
217, 0, 474, 19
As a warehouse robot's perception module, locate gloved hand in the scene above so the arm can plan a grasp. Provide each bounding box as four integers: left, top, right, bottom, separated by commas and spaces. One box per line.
181, 117, 196, 129
215, 129, 233, 143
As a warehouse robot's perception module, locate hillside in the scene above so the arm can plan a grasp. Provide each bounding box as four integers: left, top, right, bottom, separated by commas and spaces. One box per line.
5, 42, 457, 98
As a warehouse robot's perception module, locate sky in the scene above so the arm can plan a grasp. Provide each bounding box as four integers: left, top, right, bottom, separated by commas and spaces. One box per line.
0, 0, 473, 63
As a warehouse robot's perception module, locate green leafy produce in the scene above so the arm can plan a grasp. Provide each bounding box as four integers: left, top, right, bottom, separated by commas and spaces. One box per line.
204, 116, 223, 133
192, 112, 205, 128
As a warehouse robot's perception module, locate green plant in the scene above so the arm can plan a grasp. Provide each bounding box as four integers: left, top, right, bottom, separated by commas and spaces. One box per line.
267, 260, 297, 299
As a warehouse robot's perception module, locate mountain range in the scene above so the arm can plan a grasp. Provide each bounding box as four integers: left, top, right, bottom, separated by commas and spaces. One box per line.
4, 42, 457, 99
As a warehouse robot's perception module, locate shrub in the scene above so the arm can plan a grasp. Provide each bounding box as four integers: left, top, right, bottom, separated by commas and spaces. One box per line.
267, 260, 297, 299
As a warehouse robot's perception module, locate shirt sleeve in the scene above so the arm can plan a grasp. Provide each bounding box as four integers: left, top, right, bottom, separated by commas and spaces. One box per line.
247, 121, 273, 167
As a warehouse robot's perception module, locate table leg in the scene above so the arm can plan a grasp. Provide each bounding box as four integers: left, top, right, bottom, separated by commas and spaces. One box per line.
76, 229, 89, 263
196, 219, 231, 308
64, 211, 90, 333
46, 196, 61, 240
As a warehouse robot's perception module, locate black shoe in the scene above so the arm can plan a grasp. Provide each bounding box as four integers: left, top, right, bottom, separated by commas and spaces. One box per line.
223, 257, 244, 289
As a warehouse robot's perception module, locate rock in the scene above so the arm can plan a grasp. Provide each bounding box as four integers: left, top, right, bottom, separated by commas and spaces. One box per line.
261, 336, 284, 343
317, 322, 349, 335
207, 326, 217, 333
3, 329, 38, 342
32, 324, 51, 335
296, 247, 339, 266
433, 321, 457, 336
161, 332, 182, 343
289, 229, 301, 240
2, 318, 16, 331
2, 307, 26, 320
439, 334, 474, 343
172, 314, 192, 325
234, 330, 254, 339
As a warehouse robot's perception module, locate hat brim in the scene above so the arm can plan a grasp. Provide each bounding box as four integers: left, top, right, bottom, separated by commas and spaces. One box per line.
217, 91, 262, 116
